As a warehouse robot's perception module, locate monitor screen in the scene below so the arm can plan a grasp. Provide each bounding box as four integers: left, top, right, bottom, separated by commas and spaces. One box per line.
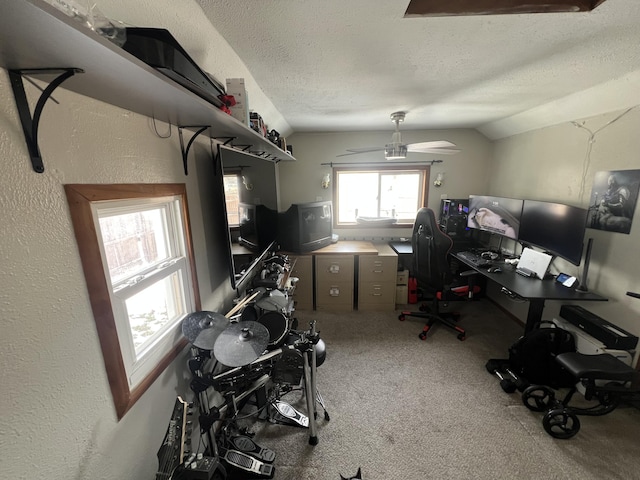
519, 200, 587, 265
467, 195, 523, 240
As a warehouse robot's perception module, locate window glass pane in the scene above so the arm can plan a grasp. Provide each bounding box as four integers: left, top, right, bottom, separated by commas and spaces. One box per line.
126, 272, 186, 356
380, 173, 421, 220
99, 208, 169, 284
337, 172, 379, 222
224, 175, 240, 226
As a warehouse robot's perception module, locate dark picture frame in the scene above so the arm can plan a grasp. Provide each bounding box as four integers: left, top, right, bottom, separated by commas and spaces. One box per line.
587, 169, 640, 234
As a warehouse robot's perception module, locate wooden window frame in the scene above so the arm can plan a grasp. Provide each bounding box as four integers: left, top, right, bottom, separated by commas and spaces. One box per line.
332, 165, 430, 228
65, 184, 201, 419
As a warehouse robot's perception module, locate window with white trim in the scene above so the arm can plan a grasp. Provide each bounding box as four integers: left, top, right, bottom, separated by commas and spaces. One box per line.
65, 184, 200, 419
333, 166, 429, 226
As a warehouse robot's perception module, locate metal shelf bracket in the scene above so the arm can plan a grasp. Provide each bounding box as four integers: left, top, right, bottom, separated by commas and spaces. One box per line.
178, 125, 209, 175
9, 68, 83, 173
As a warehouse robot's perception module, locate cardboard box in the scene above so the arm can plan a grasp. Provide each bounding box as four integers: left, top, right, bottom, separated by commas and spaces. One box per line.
225, 78, 249, 125
396, 269, 409, 285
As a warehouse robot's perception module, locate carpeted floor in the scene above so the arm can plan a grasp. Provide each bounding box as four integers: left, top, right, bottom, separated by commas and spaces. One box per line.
244, 300, 640, 480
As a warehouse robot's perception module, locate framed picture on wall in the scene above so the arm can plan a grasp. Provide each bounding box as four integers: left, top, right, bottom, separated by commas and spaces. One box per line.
587, 169, 640, 234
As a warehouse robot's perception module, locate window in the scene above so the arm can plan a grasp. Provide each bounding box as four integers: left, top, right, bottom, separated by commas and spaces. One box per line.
65, 184, 200, 419
333, 165, 429, 226
223, 172, 241, 227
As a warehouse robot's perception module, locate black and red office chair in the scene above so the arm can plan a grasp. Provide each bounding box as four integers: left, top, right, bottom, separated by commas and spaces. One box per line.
398, 208, 478, 340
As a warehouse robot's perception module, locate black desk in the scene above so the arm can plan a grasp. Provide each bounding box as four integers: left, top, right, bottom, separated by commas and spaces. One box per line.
389, 241, 413, 255
452, 252, 607, 334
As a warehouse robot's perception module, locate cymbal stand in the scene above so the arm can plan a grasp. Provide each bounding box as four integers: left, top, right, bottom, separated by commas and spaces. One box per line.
302, 320, 319, 445
188, 346, 220, 458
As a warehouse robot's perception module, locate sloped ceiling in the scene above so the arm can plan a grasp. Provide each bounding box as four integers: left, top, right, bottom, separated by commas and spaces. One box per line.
196, 0, 640, 139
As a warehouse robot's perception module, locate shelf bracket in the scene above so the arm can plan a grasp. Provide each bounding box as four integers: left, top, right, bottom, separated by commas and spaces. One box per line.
9, 68, 83, 173
178, 125, 209, 175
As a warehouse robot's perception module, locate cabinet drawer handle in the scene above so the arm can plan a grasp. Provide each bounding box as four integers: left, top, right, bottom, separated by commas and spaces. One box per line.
373, 269, 383, 273
329, 286, 340, 296
329, 264, 340, 274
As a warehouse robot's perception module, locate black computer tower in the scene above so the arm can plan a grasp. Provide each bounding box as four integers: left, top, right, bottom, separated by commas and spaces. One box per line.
439, 198, 469, 238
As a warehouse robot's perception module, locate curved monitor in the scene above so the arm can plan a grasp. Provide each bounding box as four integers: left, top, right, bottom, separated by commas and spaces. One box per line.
519, 200, 587, 265
467, 195, 523, 240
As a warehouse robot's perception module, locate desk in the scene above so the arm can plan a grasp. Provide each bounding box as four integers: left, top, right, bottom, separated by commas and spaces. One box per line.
453, 252, 607, 334
389, 240, 413, 255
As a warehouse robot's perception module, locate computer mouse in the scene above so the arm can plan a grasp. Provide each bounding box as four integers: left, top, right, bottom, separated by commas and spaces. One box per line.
488, 267, 502, 273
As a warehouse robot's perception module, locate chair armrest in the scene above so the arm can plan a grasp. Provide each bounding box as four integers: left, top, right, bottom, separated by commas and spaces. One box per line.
459, 269, 478, 277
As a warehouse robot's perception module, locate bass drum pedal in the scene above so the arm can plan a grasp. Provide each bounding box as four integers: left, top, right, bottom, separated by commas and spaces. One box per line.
222, 449, 275, 479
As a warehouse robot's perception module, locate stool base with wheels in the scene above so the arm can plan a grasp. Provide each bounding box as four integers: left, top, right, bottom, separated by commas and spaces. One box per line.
521, 352, 640, 439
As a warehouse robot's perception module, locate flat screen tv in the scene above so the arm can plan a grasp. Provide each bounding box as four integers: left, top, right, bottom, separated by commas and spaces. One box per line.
218, 144, 279, 289
279, 201, 333, 253
467, 195, 523, 240
518, 199, 588, 265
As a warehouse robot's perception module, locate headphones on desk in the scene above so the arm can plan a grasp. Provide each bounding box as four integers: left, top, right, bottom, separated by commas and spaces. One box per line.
481, 251, 499, 260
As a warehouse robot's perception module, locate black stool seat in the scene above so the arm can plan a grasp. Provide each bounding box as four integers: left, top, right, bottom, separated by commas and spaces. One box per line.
556, 352, 638, 382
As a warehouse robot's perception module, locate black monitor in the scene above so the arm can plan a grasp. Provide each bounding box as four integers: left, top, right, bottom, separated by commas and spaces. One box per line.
279, 201, 333, 253
519, 200, 588, 265
467, 195, 523, 240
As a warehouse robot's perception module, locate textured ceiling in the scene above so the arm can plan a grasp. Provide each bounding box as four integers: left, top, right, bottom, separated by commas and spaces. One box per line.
196, 0, 640, 138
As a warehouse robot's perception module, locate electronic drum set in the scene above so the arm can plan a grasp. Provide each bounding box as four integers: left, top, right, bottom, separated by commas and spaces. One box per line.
181, 255, 328, 477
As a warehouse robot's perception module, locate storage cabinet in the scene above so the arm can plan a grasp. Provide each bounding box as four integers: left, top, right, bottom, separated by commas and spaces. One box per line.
315, 255, 354, 311
358, 254, 398, 311
288, 255, 313, 310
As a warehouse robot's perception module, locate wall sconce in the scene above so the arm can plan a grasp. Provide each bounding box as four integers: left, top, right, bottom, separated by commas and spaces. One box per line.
433, 172, 444, 187
321, 173, 331, 189
242, 174, 253, 190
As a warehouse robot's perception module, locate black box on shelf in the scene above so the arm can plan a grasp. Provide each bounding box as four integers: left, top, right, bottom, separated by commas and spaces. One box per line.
559, 305, 638, 350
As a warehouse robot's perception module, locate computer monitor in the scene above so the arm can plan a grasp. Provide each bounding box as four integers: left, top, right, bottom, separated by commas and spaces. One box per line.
467, 195, 523, 240
518, 200, 588, 265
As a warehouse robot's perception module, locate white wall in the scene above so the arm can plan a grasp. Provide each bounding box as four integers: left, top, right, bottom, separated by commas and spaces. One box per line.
281, 128, 493, 239
0, 70, 234, 479
488, 108, 640, 346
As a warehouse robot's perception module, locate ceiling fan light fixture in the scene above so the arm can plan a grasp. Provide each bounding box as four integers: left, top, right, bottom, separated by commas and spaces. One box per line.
385, 144, 407, 160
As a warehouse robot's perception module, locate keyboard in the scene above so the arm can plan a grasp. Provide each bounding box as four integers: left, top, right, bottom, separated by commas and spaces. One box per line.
456, 251, 493, 268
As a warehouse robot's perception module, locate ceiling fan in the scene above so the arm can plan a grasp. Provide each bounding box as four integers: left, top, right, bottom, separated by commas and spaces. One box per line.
337, 111, 460, 160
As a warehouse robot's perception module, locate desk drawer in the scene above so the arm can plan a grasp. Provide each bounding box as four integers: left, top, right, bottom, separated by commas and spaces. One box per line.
359, 255, 397, 283
316, 280, 353, 311
358, 281, 396, 311
316, 255, 354, 282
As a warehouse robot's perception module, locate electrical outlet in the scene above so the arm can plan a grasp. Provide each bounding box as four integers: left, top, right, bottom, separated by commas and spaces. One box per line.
316, 196, 323, 201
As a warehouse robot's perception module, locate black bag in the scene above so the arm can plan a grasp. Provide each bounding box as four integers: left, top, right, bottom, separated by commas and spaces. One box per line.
508, 324, 576, 388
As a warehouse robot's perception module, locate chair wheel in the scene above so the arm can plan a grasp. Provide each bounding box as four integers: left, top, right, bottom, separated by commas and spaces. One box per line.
522, 385, 555, 412
398, 314, 405, 321
457, 333, 466, 341
419, 332, 427, 340
543, 408, 580, 439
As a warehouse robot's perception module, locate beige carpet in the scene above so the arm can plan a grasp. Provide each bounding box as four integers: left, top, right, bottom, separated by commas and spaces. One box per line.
243, 300, 640, 480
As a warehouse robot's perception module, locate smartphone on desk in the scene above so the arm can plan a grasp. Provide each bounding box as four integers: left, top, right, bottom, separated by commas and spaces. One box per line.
556, 273, 578, 288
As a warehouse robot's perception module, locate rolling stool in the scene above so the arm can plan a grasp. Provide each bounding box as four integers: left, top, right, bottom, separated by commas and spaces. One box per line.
521, 352, 640, 438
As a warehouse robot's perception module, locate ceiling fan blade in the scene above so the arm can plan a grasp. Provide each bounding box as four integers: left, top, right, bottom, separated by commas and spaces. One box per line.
336, 146, 385, 157
406, 141, 457, 151
409, 147, 460, 155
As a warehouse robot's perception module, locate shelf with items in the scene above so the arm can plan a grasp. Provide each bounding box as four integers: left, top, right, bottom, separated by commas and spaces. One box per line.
0, 0, 295, 173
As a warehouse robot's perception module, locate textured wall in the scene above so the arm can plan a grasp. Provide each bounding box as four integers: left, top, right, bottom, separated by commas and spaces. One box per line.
0, 69, 233, 479
489, 108, 640, 349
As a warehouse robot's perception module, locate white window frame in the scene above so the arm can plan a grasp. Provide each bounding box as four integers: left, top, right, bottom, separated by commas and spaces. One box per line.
65, 184, 200, 419
93, 196, 195, 389
333, 165, 430, 227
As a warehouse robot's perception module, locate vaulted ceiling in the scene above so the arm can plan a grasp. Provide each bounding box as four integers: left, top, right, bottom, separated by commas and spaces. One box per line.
197, 0, 640, 139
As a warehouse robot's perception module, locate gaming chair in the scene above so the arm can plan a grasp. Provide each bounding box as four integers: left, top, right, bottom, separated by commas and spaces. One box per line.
399, 208, 477, 341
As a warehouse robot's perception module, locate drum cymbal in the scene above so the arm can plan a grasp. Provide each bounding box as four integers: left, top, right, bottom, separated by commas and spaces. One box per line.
213, 321, 270, 367
182, 311, 229, 350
